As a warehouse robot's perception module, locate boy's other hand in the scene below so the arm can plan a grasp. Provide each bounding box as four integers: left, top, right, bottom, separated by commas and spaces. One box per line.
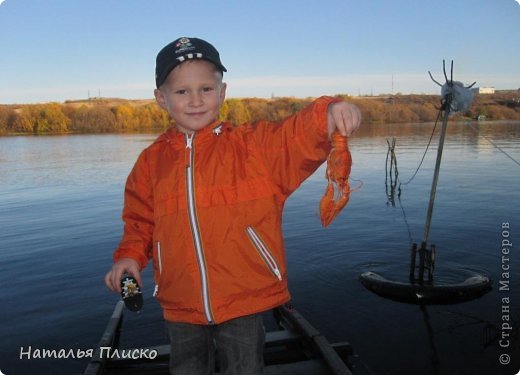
104, 258, 142, 293
327, 101, 362, 137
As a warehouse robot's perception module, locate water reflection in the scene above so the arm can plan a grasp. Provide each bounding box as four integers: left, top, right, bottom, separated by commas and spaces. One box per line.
0, 122, 519, 375
0, 134, 157, 187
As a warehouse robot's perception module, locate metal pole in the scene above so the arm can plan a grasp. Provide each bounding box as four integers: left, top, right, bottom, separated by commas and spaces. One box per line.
422, 96, 452, 245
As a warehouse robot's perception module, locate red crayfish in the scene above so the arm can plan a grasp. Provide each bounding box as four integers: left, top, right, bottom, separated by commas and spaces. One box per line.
319, 131, 352, 227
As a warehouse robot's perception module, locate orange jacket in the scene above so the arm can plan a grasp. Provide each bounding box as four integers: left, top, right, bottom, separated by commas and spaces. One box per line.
114, 96, 338, 324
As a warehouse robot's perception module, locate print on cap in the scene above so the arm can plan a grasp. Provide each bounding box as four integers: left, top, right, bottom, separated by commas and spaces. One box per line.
175, 37, 195, 54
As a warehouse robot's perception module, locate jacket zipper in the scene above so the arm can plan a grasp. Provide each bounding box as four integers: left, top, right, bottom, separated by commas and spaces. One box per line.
185, 133, 214, 324
153, 241, 162, 297
246, 226, 282, 281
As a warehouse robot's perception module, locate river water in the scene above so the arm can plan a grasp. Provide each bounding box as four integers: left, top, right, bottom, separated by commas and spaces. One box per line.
0, 121, 519, 375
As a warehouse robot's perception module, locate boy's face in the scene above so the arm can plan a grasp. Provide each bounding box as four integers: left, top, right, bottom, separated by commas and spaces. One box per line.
154, 60, 226, 134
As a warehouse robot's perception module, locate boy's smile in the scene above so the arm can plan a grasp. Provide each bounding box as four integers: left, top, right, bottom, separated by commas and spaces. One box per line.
154, 60, 226, 134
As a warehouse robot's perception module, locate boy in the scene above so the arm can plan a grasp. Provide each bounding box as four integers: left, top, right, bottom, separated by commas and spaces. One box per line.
104, 36, 361, 374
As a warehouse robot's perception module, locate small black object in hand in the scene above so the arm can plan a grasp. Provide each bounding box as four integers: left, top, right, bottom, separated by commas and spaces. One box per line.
121, 275, 143, 312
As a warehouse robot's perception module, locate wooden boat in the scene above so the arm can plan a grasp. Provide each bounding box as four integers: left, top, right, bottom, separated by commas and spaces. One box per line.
82, 301, 356, 375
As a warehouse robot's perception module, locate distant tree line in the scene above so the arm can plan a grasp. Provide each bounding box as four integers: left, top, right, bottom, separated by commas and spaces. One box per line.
351, 92, 520, 124
1, 92, 519, 135
0, 101, 171, 135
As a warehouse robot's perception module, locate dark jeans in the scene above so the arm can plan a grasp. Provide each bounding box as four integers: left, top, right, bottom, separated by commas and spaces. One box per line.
166, 313, 265, 375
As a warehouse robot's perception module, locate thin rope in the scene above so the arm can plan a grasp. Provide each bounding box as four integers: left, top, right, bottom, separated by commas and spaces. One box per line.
467, 123, 520, 168
399, 109, 442, 186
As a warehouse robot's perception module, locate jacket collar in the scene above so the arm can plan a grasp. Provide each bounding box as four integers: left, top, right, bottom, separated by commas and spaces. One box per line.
157, 119, 228, 147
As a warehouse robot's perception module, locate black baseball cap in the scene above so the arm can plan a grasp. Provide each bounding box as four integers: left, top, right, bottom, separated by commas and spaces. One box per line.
155, 37, 227, 88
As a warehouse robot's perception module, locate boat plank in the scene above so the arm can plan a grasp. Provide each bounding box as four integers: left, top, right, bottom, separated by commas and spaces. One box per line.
102, 359, 332, 375
83, 301, 125, 375
262, 359, 332, 375
83, 303, 355, 375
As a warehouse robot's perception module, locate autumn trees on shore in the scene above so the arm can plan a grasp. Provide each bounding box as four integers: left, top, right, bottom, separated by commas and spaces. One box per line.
1, 92, 519, 135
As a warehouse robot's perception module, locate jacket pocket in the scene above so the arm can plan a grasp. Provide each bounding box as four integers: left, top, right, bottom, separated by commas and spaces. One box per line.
153, 241, 163, 297
245, 226, 282, 281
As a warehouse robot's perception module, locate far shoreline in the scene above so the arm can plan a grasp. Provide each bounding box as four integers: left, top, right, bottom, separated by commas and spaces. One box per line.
1, 92, 519, 136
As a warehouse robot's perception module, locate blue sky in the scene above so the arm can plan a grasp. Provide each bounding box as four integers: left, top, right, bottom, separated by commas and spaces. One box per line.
0, 0, 519, 104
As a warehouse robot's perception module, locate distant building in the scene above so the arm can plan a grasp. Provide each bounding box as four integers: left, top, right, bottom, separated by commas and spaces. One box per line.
472, 87, 495, 94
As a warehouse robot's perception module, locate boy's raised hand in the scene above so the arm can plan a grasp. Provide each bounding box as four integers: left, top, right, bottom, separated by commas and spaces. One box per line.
104, 258, 142, 293
327, 101, 362, 137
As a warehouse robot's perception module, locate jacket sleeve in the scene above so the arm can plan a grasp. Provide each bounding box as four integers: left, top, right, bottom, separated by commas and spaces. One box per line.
113, 149, 154, 269
249, 96, 341, 197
